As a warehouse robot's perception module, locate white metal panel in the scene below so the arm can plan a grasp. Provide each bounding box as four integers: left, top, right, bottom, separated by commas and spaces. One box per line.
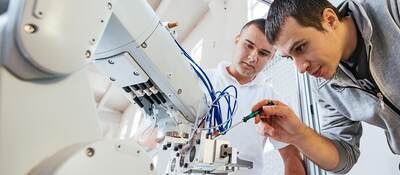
112, 0, 159, 47
29, 140, 156, 175
17, 0, 113, 75
0, 67, 101, 175
95, 52, 150, 88
156, 0, 209, 41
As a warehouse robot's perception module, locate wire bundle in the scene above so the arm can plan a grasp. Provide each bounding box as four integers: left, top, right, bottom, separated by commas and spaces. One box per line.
173, 39, 237, 135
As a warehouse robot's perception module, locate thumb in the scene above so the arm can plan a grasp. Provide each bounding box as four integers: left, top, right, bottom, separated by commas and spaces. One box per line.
254, 115, 261, 124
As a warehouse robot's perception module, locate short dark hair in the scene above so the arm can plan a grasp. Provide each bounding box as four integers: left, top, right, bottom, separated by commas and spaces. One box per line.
240, 18, 267, 36
265, 0, 344, 44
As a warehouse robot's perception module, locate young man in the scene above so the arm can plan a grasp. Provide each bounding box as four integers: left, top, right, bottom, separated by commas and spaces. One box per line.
253, 0, 400, 174
208, 18, 305, 175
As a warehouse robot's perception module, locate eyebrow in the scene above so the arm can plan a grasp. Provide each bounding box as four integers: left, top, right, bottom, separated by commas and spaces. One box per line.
244, 39, 271, 54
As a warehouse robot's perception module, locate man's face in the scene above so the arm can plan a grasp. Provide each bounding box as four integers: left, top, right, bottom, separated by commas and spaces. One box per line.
232, 25, 275, 78
274, 17, 342, 80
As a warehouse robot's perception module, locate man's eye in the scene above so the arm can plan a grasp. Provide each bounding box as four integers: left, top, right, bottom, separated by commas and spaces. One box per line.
259, 51, 269, 57
295, 44, 305, 53
284, 56, 293, 60
245, 43, 254, 49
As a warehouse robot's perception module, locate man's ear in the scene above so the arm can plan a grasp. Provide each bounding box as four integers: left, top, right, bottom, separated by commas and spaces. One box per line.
235, 35, 240, 44
322, 8, 340, 31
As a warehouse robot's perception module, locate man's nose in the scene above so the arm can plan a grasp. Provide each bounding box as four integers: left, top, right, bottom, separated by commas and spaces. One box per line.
295, 58, 310, 74
248, 50, 258, 63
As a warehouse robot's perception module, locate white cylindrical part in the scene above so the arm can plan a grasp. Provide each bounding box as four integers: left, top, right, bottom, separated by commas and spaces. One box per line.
113, 0, 159, 47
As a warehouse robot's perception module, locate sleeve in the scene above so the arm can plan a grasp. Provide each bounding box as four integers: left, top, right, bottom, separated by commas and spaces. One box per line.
269, 138, 289, 150
318, 97, 362, 174
387, 0, 400, 26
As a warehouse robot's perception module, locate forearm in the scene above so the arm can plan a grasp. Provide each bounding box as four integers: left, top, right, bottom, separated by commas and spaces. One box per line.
292, 126, 340, 171
279, 145, 306, 175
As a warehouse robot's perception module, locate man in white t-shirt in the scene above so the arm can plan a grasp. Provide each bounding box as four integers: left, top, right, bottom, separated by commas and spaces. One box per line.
207, 18, 305, 175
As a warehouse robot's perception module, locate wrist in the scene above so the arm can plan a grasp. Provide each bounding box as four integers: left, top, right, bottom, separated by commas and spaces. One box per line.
291, 124, 312, 146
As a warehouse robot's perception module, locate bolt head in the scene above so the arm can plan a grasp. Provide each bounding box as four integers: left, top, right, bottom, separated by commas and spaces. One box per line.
86, 147, 95, 157
85, 50, 91, 58
24, 24, 37, 33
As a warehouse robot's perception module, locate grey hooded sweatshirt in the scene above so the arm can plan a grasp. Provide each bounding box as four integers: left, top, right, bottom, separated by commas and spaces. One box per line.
316, 0, 400, 174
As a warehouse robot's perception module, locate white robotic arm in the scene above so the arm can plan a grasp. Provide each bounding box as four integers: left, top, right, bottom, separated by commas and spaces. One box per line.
0, 0, 252, 174
94, 0, 253, 174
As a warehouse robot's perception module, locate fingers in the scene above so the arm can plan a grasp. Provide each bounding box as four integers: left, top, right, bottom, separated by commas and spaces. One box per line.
259, 105, 292, 119
263, 121, 275, 136
251, 99, 286, 112
255, 118, 274, 136
255, 114, 276, 137
254, 114, 272, 124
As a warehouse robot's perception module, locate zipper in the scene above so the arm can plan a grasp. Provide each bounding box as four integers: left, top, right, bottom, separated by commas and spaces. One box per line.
377, 92, 384, 110
331, 83, 400, 116
334, 44, 400, 116
366, 44, 400, 115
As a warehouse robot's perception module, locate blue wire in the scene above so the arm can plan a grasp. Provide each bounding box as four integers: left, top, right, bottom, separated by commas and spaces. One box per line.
218, 85, 237, 130
172, 37, 239, 134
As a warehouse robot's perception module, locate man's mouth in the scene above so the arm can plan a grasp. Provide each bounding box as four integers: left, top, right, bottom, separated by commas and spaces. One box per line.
242, 62, 255, 69
311, 66, 322, 77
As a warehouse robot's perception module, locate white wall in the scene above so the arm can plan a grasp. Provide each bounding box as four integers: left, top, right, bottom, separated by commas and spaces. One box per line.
182, 0, 247, 69
344, 123, 400, 175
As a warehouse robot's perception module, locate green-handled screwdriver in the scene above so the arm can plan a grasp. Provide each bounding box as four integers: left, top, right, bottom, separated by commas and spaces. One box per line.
221, 108, 262, 134
213, 100, 274, 138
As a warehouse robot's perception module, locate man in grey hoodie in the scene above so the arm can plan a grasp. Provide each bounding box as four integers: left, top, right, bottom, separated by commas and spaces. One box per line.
252, 0, 400, 174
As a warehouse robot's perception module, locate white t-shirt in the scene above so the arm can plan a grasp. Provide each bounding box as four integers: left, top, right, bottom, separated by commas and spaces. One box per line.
205, 61, 287, 175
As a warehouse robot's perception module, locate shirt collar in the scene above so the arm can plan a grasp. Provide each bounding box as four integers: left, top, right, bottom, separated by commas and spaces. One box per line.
216, 61, 267, 87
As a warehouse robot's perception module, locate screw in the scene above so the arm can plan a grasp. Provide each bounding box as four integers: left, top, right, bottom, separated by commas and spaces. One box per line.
141, 42, 148, 48
107, 2, 112, 9
177, 89, 182, 95
85, 50, 91, 58
110, 77, 116, 81
108, 59, 114, 64
86, 147, 95, 157
90, 38, 96, 44
133, 71, 140, 76
137, 150, 140, 154
24, 24, 37, 33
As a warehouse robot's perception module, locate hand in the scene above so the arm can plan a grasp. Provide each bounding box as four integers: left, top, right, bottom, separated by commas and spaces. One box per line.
252, 99, 308, 144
